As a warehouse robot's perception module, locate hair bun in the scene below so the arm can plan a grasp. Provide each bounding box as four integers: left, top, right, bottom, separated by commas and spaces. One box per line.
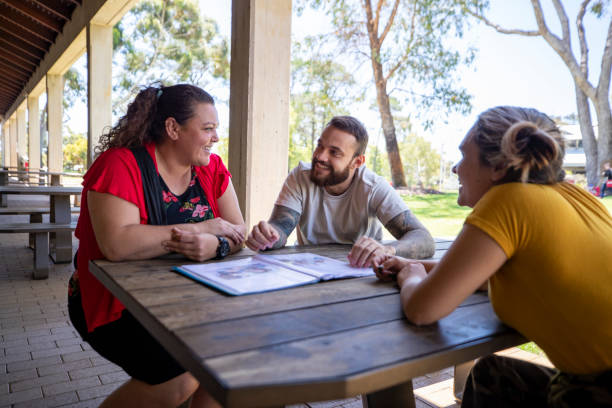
501, 121, 561, 182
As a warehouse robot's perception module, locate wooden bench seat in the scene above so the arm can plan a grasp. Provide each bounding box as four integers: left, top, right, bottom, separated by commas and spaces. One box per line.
0, 222, 77, 279
0, 207, 80, 248
0, 207, 81, 215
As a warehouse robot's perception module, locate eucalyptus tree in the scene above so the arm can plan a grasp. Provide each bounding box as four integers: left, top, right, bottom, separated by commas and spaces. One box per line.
298, 0, 480, 187
464, 0, 612, 186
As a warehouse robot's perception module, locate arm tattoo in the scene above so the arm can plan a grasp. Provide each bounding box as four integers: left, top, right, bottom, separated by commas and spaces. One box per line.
385, 210, 435, 259
268, 205, 301, 249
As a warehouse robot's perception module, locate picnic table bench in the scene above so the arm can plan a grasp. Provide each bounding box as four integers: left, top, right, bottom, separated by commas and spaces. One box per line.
0, 207, 81, 248
0, 186, 81, 263
0, 222, 77, 279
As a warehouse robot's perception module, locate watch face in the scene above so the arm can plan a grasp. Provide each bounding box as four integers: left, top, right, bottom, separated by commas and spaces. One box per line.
217, 236, 230, 258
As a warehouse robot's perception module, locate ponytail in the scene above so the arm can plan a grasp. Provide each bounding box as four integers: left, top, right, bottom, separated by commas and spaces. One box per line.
474, 106, 565, 185
501, 121, 562, 183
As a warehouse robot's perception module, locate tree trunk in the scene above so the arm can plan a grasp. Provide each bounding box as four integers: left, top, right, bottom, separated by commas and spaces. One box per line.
371, 59, 407, 187
575, 84, 598, 186
595, 95, 612, 171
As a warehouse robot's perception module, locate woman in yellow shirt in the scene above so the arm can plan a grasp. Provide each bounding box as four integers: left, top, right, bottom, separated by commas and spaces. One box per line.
376, 106, 612, 407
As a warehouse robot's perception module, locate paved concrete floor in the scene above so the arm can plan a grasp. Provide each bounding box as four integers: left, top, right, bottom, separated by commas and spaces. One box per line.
0, 195, 551, 408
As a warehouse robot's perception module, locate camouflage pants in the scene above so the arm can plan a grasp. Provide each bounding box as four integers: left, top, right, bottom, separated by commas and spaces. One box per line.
461, 354, 612, 408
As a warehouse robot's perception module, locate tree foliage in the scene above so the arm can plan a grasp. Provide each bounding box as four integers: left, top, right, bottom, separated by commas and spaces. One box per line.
112, 0, 229, 114
289, 40, 363, 169
297, 0, 480, 186
63, 130, 87, 172
463, 0, 612, 187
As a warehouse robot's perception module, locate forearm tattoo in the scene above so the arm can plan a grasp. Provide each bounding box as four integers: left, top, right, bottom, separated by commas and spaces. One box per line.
385, 210, 435, 259
268, 205, 301, 249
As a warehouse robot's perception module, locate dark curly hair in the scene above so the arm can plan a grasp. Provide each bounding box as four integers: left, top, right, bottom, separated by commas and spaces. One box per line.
95, 83, 214, 156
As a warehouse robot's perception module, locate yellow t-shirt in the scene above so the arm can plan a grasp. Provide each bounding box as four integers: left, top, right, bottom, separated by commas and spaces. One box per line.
466, 182, 612, 374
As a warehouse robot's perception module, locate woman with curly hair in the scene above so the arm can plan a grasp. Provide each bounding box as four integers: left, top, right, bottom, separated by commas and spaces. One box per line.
68, 84, 244, 407
375, 106, 612, 407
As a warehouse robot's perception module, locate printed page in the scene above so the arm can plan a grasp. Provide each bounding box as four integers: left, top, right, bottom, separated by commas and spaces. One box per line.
255, 253, 374, 280
175, 258, 318, 295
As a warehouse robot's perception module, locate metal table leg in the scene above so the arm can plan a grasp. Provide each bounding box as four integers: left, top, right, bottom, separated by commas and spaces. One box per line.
454, 360, 475, 402
50, 195, 72, 263
362, 380, 416, 408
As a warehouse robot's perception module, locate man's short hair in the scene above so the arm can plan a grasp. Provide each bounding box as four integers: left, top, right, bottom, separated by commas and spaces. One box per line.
326, 116, 368, 156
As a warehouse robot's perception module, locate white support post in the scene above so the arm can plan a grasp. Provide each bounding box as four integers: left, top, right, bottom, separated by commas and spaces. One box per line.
17, 107, 27, 171
9, 117, 17, 168
28, 96, 41, 175
87, 22, 113, 168
1, 122, 9, 167
228, 0, 292, 228
46, 74, 63, 173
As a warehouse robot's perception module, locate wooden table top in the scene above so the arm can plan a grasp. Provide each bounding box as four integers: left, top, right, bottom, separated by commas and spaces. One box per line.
0, 185, 82, 195
89, 241, 525, 408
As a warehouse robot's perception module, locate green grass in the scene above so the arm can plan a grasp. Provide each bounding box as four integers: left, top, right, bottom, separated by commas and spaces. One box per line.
518, 342, 546, 356
602, 196, 612, 214
400, 192, 471, 237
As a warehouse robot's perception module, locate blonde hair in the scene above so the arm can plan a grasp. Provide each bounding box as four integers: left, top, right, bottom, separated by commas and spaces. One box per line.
473, 106, 565, 184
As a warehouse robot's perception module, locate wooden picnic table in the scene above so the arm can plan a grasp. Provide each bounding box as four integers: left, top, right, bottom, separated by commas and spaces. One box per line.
88, 240, 526, 407
0, 169, 83, 188
0, 185, 81, 262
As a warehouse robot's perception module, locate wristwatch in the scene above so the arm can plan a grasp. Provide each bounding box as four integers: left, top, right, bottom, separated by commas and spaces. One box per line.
215, 235, 230, 260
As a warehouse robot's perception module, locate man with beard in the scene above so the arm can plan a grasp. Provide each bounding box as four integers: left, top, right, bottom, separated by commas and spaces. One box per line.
246, 116, 435, 267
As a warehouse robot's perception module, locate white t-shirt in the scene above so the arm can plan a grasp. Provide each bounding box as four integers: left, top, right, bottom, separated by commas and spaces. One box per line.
275, 162, 409, 245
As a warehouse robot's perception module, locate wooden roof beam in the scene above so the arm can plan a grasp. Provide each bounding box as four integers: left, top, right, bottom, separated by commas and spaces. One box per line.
0, 49, 37, 71
0, 19, 51, 51
0, 33, 46, 59
0, 60, 30, 81
30, 0, 72, 22
0, 0, 63, 33
0, 78, 23, 93
0, 5, 57, 42
0, 37, 44, 61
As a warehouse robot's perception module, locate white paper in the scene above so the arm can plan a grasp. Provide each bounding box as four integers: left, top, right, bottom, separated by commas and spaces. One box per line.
176, 257, 318, 295
254, 253, 374, 280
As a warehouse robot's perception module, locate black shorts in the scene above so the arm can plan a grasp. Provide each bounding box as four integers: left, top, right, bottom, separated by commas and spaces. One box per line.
68, 293, 186, 385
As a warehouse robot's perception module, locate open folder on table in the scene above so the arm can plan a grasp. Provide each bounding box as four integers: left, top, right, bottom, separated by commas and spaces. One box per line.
172, 252, 374, 296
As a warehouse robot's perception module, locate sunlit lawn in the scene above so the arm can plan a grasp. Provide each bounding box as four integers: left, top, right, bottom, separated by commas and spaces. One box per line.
399, 191, 469, 238
602, 195, 612, 213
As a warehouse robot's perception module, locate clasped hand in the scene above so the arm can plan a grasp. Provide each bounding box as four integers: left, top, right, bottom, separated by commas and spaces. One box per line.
199, 218, 245, 245
162, 228, 218, 262
347, 236, 394, 268
373, 255, 427, 287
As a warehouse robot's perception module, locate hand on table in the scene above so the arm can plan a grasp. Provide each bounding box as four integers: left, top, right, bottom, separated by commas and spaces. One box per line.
347, 236, 395, 268
199, 218, 245, 245
246, 221, 281, 251
162, 227, 217, 262
373, 255, 421, 282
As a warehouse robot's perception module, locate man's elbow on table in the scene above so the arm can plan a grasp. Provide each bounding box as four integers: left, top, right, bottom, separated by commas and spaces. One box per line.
397, 229, 436, 259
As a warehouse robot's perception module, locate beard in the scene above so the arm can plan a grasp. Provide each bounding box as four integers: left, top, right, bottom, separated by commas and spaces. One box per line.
310, 158, 352, 187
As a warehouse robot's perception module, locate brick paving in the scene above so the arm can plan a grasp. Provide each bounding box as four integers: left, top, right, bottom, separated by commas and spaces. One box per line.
0, 195, 551, 408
